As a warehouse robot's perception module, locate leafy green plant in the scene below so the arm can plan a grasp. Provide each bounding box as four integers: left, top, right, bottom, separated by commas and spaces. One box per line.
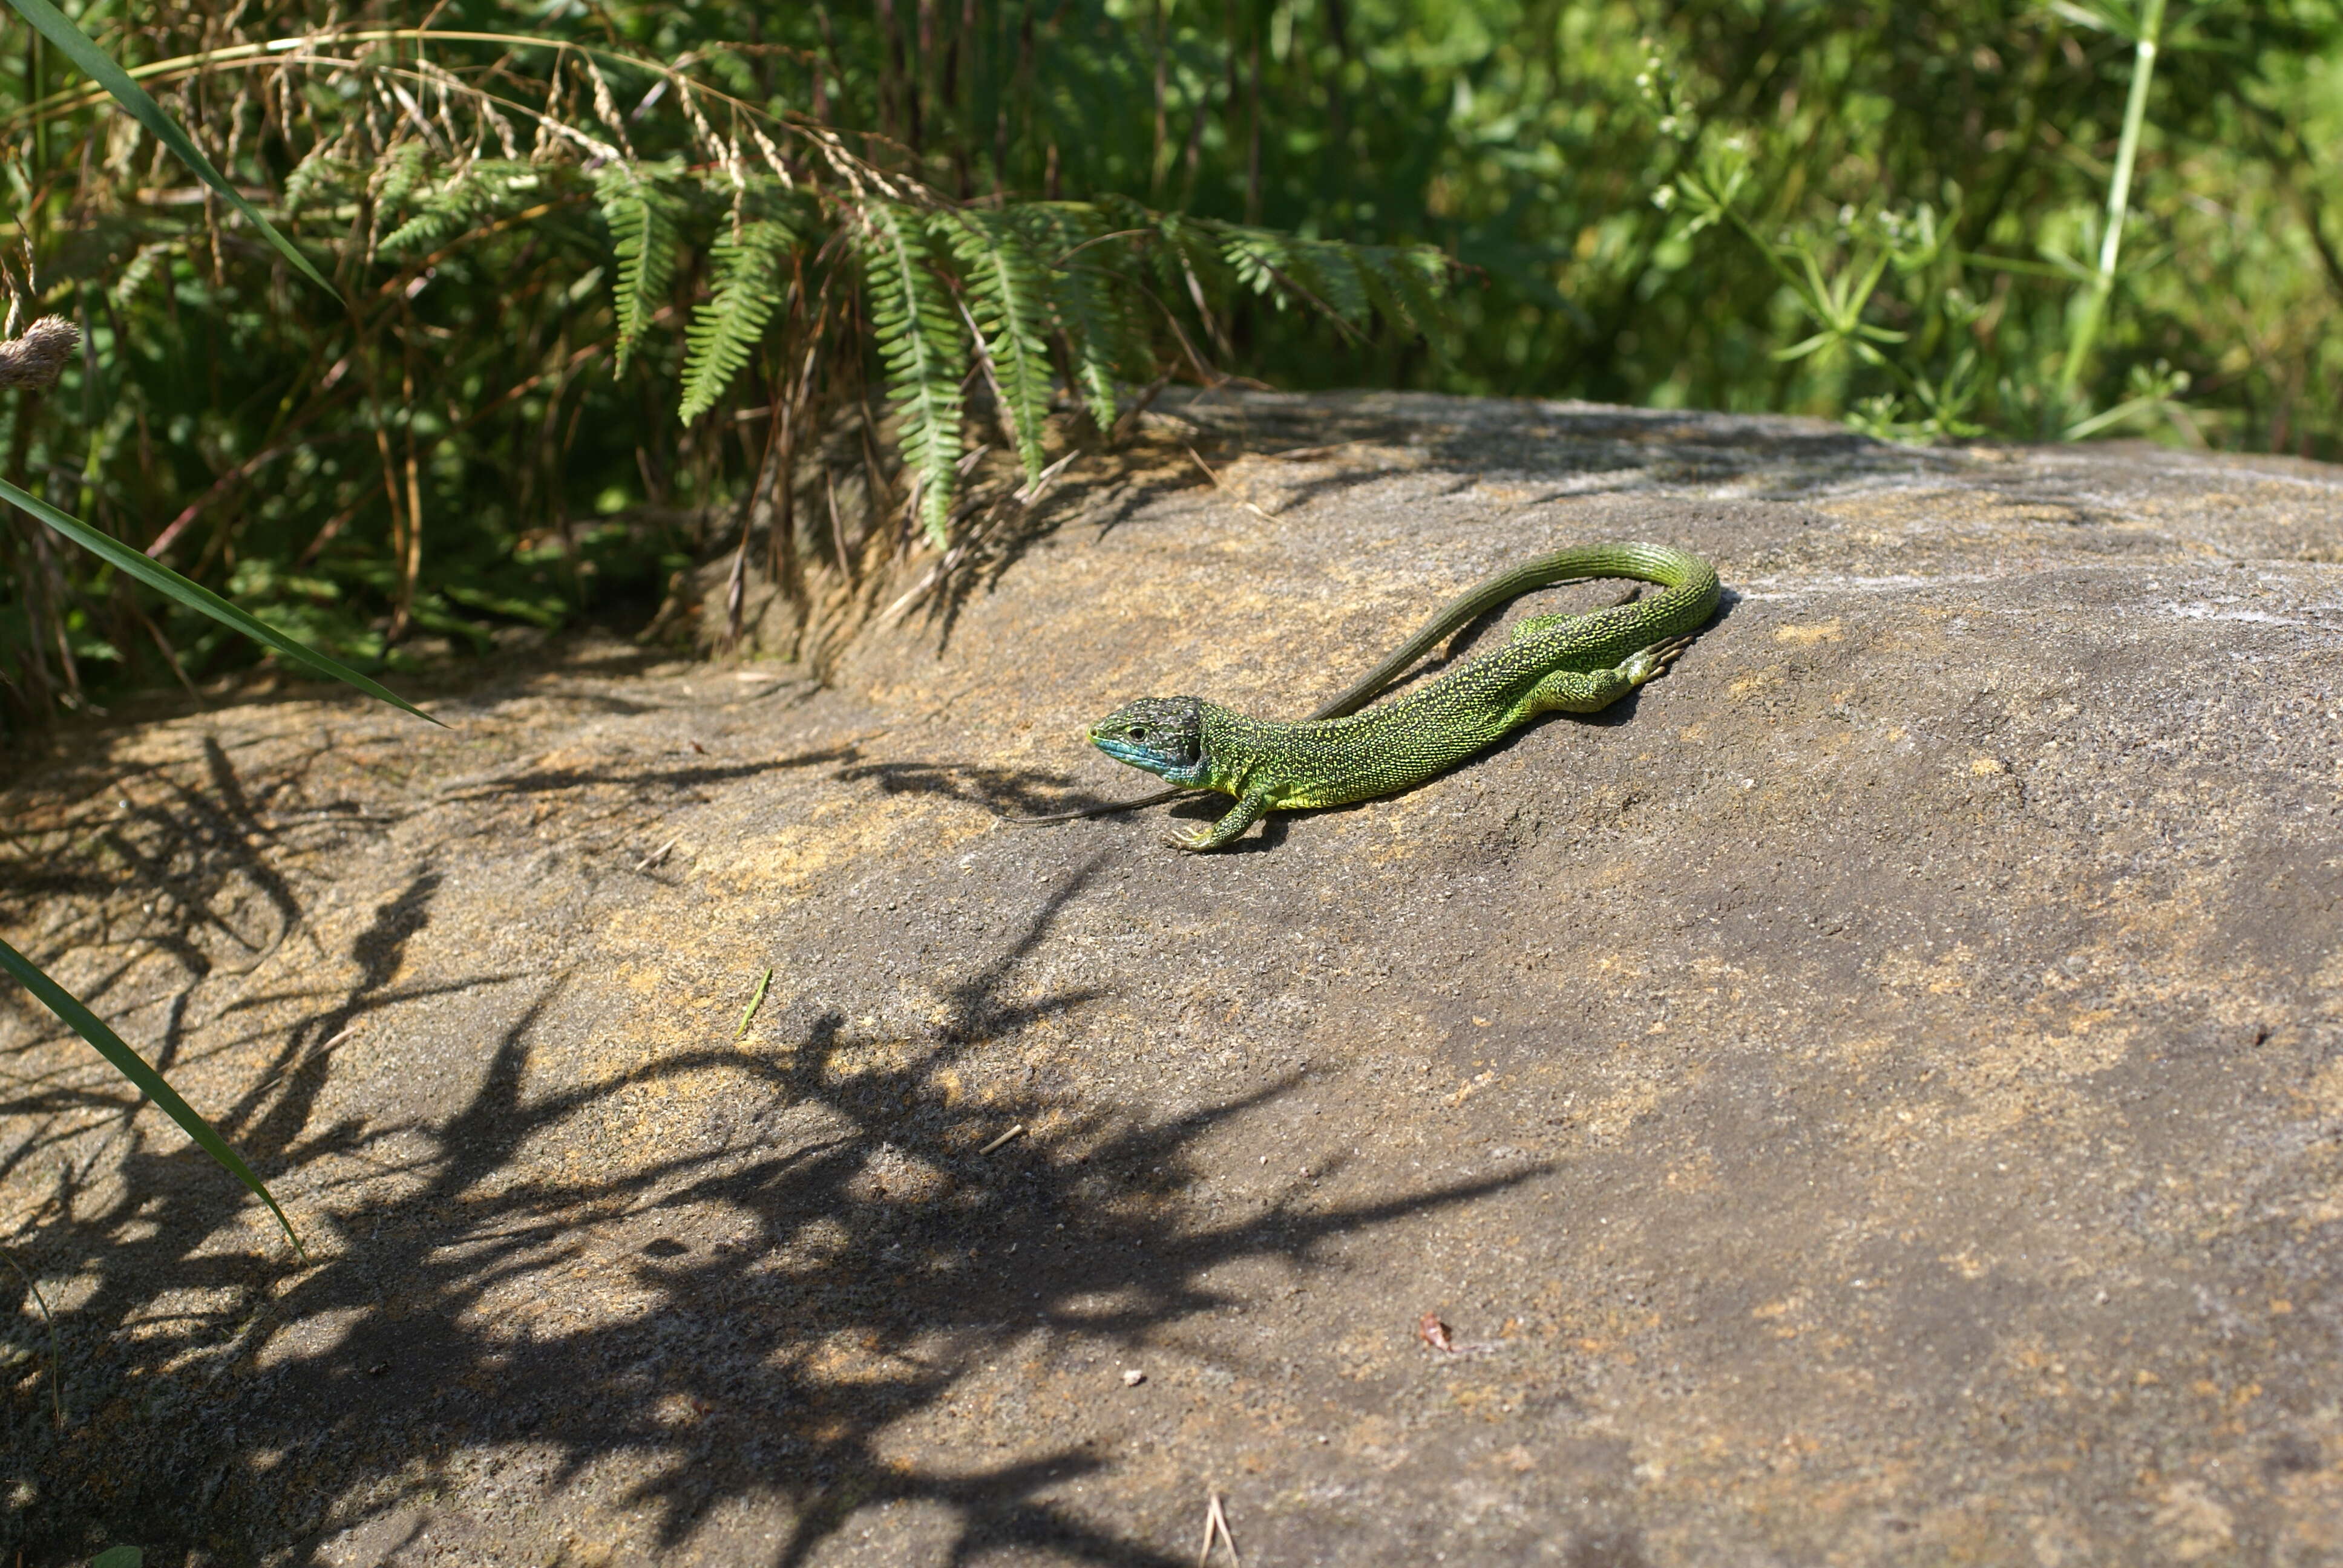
1638, 4, 2236, 445
0, 11, 1450, 712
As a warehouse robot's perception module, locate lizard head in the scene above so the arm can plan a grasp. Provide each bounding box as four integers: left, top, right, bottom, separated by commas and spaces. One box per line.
1087, 696, 1208, 785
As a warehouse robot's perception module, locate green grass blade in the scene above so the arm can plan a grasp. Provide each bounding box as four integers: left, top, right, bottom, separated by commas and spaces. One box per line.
0, 938, 302, 1256
5, 0, 335, 296
735, 967, 773, 1040
0, 479, 437, 724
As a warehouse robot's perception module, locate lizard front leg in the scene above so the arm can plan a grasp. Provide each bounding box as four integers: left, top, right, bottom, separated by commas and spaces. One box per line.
1167, 790, 1271, 852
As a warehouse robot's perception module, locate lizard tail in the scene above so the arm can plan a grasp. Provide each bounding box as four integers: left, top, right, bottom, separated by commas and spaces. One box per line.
1305, 541, 1719, 720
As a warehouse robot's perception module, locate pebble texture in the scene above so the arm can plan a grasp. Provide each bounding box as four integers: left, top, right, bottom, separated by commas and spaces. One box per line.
4, 390, 2342, 1566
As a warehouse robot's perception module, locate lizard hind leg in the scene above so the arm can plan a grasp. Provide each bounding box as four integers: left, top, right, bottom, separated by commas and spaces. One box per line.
1513, 635, 1697, 722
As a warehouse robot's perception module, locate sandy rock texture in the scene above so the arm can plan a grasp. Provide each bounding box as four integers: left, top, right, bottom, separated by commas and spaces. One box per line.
5, 390, 2342, 1566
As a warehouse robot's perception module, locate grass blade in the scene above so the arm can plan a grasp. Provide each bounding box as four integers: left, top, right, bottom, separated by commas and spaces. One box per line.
5, 0, 335, 296
0, 938, 302, 1256
735, 967, 773, 1040
0, 479, 437, 724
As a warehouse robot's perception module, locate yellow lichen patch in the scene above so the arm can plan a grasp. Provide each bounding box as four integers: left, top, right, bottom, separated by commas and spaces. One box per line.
2154, 1480, 2236, 1563
1663, 1149, 1719, 1193
1360, 792, 1444, 864
819, 1036, 926, 1082
1932, 1018, 2135, 1142
701, 792, 983, 899
1874, 942, 1980, 996
1940, 1249, 1991, 1281
1728, 663, 1789, 699
1581, 1071, 1671, 1140
1970, 756, 2008, 776
2304, 1059, 2343, 1119
1774, 619, 1844, 645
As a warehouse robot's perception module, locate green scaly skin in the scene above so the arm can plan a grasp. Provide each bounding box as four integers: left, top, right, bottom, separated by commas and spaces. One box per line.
1082, 541, 1720, 851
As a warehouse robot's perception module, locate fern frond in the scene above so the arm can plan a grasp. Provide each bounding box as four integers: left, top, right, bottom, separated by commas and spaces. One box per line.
1210, 225, 1441, 343
381, 160, 538, 256
1150, 210, 1234, 305
594, 164, 685, 373
1021, 203, 1147, 431
282, 146, 350, 218
374, 141, 432, 213
1216, 224, 1296, 306
1293, 239, 1371, 327
678, 218, 798, 424
113, 243, 171, 309
1357, 244, 1452, 341
858, 201, 968, 546
945, 209, 1054, 485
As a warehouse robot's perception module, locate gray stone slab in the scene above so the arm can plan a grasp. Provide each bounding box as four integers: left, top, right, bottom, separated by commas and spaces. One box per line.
5, 391, 2342, 1566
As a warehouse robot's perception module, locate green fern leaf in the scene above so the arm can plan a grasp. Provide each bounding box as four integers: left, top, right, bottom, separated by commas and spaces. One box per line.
859, 201, 968, 546
1216, 224, 1297, 305
375, 142, 431, 213
381, 160, 536, 257
678, 218, 798, 425
1211, 225, 1427, 339
594, 164, 685, 373
283, 146, 349, 218
1151, 210, 1234, 305
1293, 240, 1371, 326
1022, 203, 1147, 431
379, 184, 462, 256
1358, 244, 1452, 341
945, 209, 1054, 485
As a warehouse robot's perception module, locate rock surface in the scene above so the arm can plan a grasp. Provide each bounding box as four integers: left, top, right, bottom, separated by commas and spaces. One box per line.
5, 390, 2343, 1566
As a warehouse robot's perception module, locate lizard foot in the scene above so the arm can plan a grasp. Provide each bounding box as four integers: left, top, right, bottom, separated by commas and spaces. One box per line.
1623, 635, 1697, 684
1164, 792, 1270, 852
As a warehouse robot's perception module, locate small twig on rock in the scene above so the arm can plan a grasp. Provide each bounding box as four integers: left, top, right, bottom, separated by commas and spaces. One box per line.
1185, 446, 1276, 522
1196, 1491, 1242, 1568
1264, 437, 1371, 462
977, 1124, 1026, 1155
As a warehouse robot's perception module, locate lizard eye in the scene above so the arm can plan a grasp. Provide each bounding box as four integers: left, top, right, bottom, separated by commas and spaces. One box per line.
1126, 727, 1145, 740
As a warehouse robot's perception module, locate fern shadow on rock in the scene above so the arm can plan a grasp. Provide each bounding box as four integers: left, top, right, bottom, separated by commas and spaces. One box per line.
5, 806, 1534, 1565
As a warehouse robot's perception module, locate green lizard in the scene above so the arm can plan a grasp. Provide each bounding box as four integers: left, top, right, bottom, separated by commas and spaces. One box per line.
1063, 541, 1720, 851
